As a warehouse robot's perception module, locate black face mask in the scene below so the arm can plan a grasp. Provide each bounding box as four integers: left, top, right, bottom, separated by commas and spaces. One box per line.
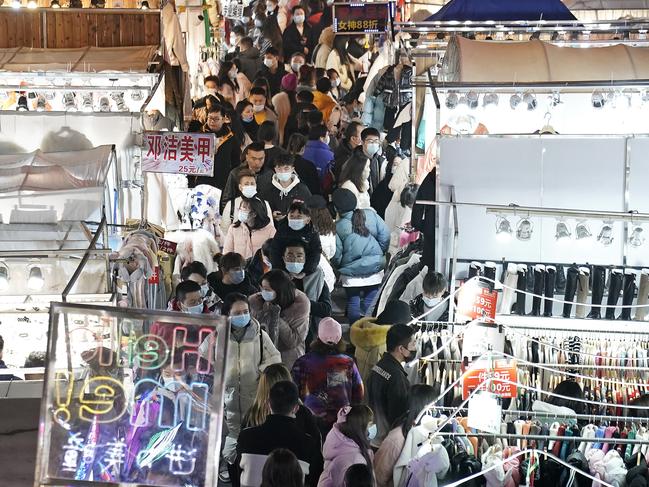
403, 347, 418, 364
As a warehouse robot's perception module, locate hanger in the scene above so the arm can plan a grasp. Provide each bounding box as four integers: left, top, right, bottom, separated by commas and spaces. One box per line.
538, 110, 557, 134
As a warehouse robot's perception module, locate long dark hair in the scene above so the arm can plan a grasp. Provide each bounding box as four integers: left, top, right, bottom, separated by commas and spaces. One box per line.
310, 207, 336, 236
218, 61, 240, 92
339, 157, 368, 193
287, 133, 307, 155
351, 209, 369, 237
333, 36, 350, 65
395, 384, 437, 436
262, 269, 296, 310
235, 197, 270, 230
261, 449, 304, 487
338, 405, 374, 477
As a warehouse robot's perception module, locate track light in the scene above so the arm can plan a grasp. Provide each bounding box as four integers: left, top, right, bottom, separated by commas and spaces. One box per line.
27, 267, 44, 290
131, 90, 143, 101
630, 225, 644, 247
111, 92, 128, 112
496, 216, 513, 241
81, 93, 93, 112
555, 221, 571, 242
575, 221, 592, 240
483, 93, 499, 109
50, 0, 61, 6
27, 0, 36, 8
0, 264, 8, 292
11, 0, 21, 8
35, 95, 46, 111
63, 92, 77, 111
16, 95, 29, 111
445, 92, 458, 110
510, 93, 522, 110
140, 0, 149, 8
592, 90, 606, 108
598, 222, 614, 246
516, 217, 533, 241
99, 96, 111, 112
523, 91, 537, 111
464, 91, 479, 110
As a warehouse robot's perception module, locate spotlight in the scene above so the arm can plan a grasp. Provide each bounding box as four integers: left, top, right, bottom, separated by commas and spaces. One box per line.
642, 90, 649, 103
16, 95, 29, 111
11, 0, 21, 8
111, 92, 128, 112
510, 93, 522, 110
26, 0, 36, 7
496, 216, 513, 241
483, 93, 499, 109
27, 267, 44, 290
81, 93, 93, 112
63, 92, 77, 111
516, 218, 533, 241
555, 221, 571, 242
445, 92, 459, 110
465, 91, 479, 110
140, 0, 149, 8
131, 90, 143, 101
50, 0, 60, 6
523, 91, 537, 111
597, 222, 614, 246
592, 90, 606, 108
0, 264, 8, 292
99, 96, 111, 112
630, 225, 645, 247
575, 221, 592, 240
35, 95, 46, 111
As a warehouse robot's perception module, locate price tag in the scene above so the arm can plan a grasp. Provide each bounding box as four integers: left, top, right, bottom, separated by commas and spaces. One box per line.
462, 359, 517, 400
461, 321, 505, 359
159, 238, 177, 255
468, 391, 502, 434
456, 278, 498, 322
148, 266, 160, 285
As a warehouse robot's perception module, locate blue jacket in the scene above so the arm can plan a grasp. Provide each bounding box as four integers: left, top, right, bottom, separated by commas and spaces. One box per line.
333, 209, 390, 278
303, 140, 334, 182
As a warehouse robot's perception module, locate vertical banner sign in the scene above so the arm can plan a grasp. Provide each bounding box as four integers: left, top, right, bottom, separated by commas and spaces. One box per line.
456, 278, 498, 322
141, 131, 216, 176
34, 302, 229, 487
333, 2, 391, 34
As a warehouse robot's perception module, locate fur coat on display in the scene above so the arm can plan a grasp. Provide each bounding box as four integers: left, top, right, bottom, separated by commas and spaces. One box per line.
349, 317, 390, 385
166, 229, 220, 286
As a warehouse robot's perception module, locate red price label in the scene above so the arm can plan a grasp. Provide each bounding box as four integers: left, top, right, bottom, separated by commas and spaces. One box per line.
457, 280, 498, 321
148, 266, 160, 285
462, 360, 517, 399
158, 238, 177, 254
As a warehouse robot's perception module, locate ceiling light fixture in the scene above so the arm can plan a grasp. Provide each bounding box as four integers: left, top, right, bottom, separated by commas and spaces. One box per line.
523, 91, 537, 111
11, 0, 21, 8
516, 217, 533, 241
496, 216, 513, 241
445, 92, 458, 110
483, 93, 499, 109
63, 92, 77, 111
0, 264, 8, 292
592, 90, 606, 108
26, 0, 36, 8
81, 93, 93, 112
629, 225, 644, 247
27, 266, 44, 290
140, 0, 149, 8
16, 95, 29, 111
597, 222, 614, 246
555, 221, 571, 242
50, 0, 61, 7
575, 221, 592, 240
510, 93, 522, 110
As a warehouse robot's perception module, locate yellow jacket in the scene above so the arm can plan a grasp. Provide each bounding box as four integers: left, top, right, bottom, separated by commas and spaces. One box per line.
350, 317, 390, 385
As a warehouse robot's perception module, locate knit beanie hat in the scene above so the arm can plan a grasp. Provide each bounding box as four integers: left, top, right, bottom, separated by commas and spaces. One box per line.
318, 317, 342, 345
377, 300, 412, 325
281, 73, 298, 92
307, 194, 327, 210
332, 188, 357, 214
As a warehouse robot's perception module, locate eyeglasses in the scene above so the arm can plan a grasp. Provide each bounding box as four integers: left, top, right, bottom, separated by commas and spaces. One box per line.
207, 117, 222, 123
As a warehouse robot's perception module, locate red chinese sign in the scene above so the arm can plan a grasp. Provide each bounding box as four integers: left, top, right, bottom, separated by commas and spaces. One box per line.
142, 132, 215, 176
462, 360, 518, 400
456, 279, 498, 322
158, 238, 178, 255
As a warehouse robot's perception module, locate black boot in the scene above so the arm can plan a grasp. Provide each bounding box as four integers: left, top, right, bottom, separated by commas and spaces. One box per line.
587, 266, 606, 319
605, 270, 623, 320
530, 265, 545, 316
543, 266, 556, 317
468, 261, 482, 279
619, 271, 637, 320
514, 265, 527, 315
527, 264, 535, 292
562, 266, 579, 318
556, 265, 566, 293
483, 262, 497, 290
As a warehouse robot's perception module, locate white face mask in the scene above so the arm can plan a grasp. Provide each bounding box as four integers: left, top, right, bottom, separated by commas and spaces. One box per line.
200, 283, 210, 297
366, 142, 380, 157
238, 209, 250, 222
332, 78, 341, 87
291, 62, 304, 73
422, 295, 442, 308
241, 186, 257, 198
293, 14, 305, 24
253, 103, 265, 113
229, 70, 237, 79
264, 58, 275, 68
205, 88, 217, 96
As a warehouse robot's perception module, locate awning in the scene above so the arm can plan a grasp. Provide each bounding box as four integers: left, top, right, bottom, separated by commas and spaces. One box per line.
441, 36, 649, 82
427, 0, 577, 21
0, 46, 157, 73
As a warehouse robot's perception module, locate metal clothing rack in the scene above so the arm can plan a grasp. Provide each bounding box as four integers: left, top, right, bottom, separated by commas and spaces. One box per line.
436, 431, 649, 446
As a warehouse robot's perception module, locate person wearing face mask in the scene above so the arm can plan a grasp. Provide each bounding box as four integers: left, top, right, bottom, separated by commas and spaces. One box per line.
289, 52, 306, 75
366, 324, 416, 449
218, 60, 251, 105
199, 292, 281, 485
236, 100, 259, 145
326, 36, 360, 92
287, 133, 322, 196
281, 240, 332, 346
283, 6, 314, 62
254, 48, 287, 98
180, 261, 221, 311
208, 252, 259, 301
333, 121, 363, 180
409, 271, 449, 322
269, 200, 322, 275
221, 168, 274, 236
339, 157, 372, 210
265, 0, 287, 33
220, 142, 274, 214
313, 26, 334, 70
303, 124, 334, 192
188, 105, 241, 191
249, 86, 278, 125
341, 127, 384, 199
247, 238, 274, 288
249, 269, 310, 369
223, 197, 277, 261
326, 68, 346, 101
259, 153, 312, 217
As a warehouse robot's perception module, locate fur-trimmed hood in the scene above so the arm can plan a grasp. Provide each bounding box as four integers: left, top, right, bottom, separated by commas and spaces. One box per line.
350, 317, 390, 350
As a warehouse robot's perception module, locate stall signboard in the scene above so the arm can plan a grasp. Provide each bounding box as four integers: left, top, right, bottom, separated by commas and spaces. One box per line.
142, 131, 216, 177
333, 2, 391, 34
456, 278, 498, 322
462, 359, 517, 400
34, 302, 229, 487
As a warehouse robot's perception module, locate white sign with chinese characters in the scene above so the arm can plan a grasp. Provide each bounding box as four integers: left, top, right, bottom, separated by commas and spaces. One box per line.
141, 131, 216, 176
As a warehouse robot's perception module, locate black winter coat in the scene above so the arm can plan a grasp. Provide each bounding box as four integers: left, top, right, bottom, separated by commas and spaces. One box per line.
189, 128, 241, 191
270, 219, 322, 275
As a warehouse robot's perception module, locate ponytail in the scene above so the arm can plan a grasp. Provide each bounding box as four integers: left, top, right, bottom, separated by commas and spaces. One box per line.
351, 209, 369, 237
